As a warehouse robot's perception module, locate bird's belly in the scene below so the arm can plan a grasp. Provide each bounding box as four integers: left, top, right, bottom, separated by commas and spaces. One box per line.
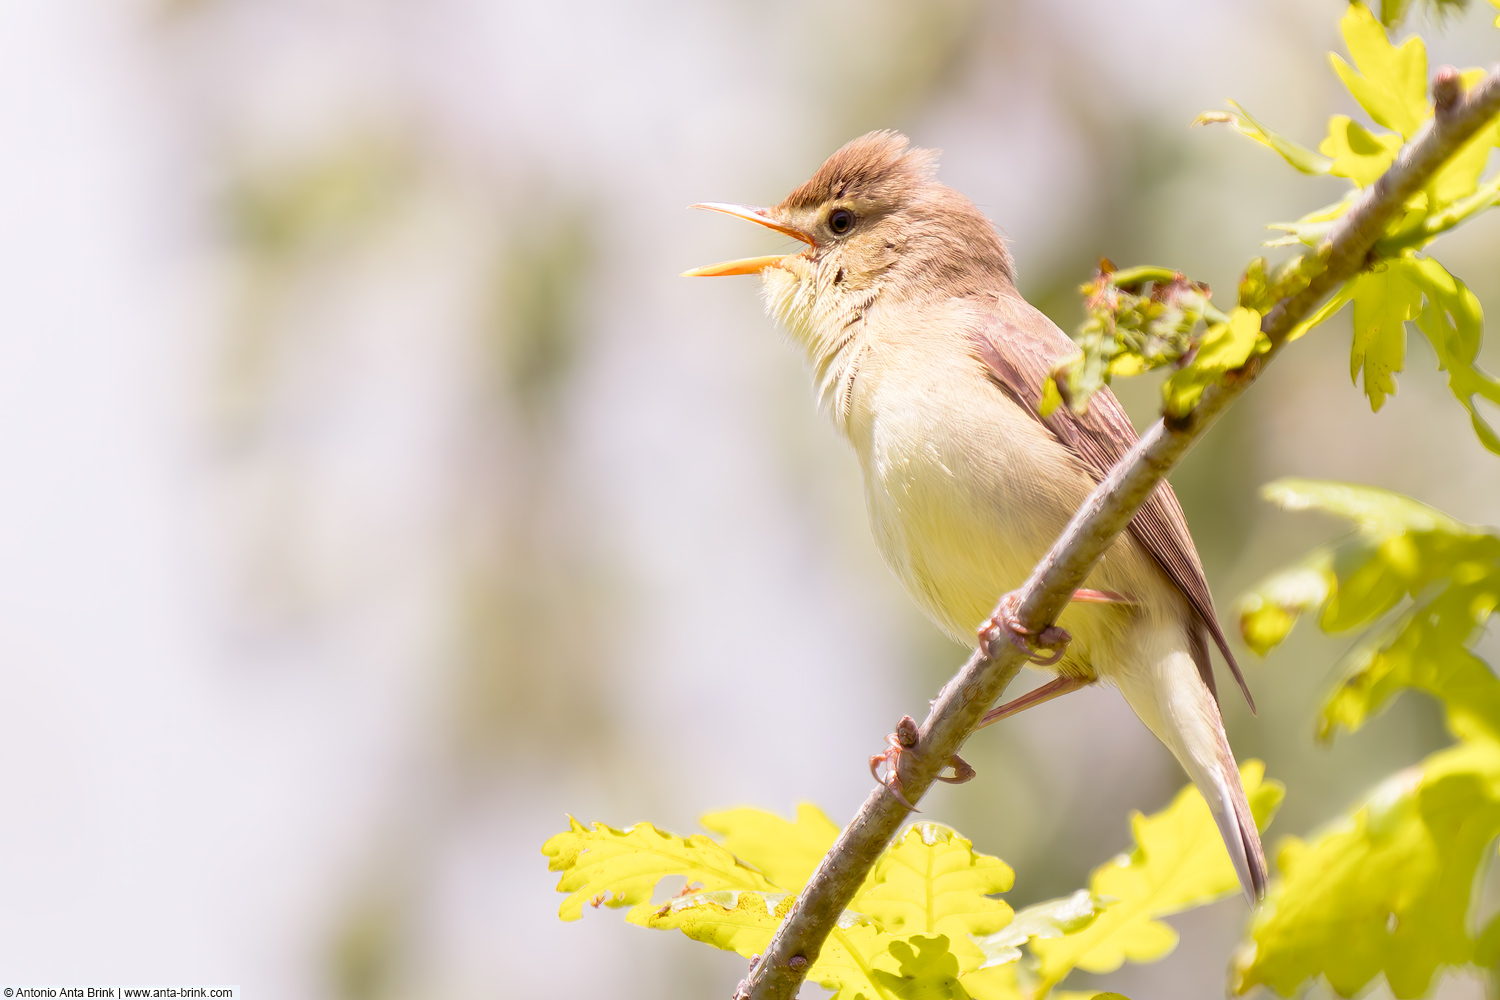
856, 377, 1165, 676
864, 437, 1073, 648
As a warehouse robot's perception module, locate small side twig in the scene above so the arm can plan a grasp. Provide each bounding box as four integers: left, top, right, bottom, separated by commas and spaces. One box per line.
737, 67, 1500, 1000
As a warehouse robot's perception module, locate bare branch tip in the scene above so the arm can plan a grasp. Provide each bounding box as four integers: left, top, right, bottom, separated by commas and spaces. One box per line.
1433, 66, 1463, 117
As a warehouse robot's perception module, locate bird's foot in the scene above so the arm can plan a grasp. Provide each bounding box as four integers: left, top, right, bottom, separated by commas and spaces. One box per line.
936, 753, 976, 784
869, 717, 975, 805
978, 593, 1072, 665
870, 716, 921, 810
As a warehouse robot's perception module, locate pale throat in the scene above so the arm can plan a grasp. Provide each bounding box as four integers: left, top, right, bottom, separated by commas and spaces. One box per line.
760, 256, 879, 435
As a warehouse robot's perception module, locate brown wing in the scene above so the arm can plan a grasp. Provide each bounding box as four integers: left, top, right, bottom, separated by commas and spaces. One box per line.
970, 291, 1254, 712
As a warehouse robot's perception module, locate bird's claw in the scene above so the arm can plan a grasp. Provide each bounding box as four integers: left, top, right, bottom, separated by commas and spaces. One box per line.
870, 716, 921, 811
936, 753, 976, 784
978, 593, 1073, 665
869, 718, 976, 805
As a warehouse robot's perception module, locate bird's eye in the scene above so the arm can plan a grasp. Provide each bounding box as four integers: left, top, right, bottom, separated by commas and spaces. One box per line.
828, 208, 855, 234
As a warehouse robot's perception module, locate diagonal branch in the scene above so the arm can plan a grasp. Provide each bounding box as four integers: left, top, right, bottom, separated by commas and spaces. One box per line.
737, 65, 1500, 1000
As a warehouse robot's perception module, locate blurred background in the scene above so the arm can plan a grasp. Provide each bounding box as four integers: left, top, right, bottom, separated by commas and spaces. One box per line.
2, 0, 1498, 997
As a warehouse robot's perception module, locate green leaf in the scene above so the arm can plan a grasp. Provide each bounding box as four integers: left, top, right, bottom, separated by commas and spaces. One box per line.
643, 889, 891, 1000
542, 818, 779, 921
546, 811, 1032, 1000
1349, 262, 1423, 411
812, 922, 907, 1000
1376, 0, 1472, 28
1196, 102, 1333, 174
1321, 535, 1423, 632
1237, 257, 1270, 312
1058, 267, 1217, 415
1244, 479, 1500, 742
1319, 115, 1402, 187
637, 888, 792, 955
1234, 741, 1500, 999
1240, 250, 1332, 323
1236, 551, 1335, 656
1476, 908, 1500, 975
1266, 192, 1360, 249
1405, 257, 1500, 456
1285, 279, 1354, 342
1330, 3, 1429, 140
1162, 307, 1268, 418
1409, 257, 1482, 376
954, 962, 1022, 1000
1261, 477, 1466, 534
1320, 595, 1500, 744
1319, 255, 1500, 433
700, 803, 840, 892
548, 799, 1253, 999
1260, 481, 1477, 636
971, 890, 1108, 968
858, 822, 1016, 973
871, 934, 968, 1000
957, 956, 1131, 1000
1030, 762, 1284, 990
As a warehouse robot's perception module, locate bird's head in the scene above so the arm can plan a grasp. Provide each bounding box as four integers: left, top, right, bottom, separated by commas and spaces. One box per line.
684, 131, 1014, 350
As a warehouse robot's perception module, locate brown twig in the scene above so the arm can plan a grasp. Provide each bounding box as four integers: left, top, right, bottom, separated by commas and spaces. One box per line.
736, 66, 1500, 1000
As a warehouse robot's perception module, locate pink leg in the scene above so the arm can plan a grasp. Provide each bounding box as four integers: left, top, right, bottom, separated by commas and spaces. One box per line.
976, 675, 1090, 730
1071, 588, 1134, 604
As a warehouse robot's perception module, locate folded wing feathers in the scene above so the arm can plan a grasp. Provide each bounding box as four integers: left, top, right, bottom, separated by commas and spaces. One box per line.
971, 301, 1255, 712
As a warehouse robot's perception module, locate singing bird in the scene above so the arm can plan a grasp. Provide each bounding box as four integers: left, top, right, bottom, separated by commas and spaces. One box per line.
684, 131, 1266, 902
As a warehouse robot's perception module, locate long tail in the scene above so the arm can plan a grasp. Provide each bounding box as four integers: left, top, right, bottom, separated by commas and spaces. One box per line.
1112, 621, 1267, 903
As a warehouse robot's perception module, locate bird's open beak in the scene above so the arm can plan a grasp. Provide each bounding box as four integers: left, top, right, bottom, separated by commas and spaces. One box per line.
681, 203, 815, 277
